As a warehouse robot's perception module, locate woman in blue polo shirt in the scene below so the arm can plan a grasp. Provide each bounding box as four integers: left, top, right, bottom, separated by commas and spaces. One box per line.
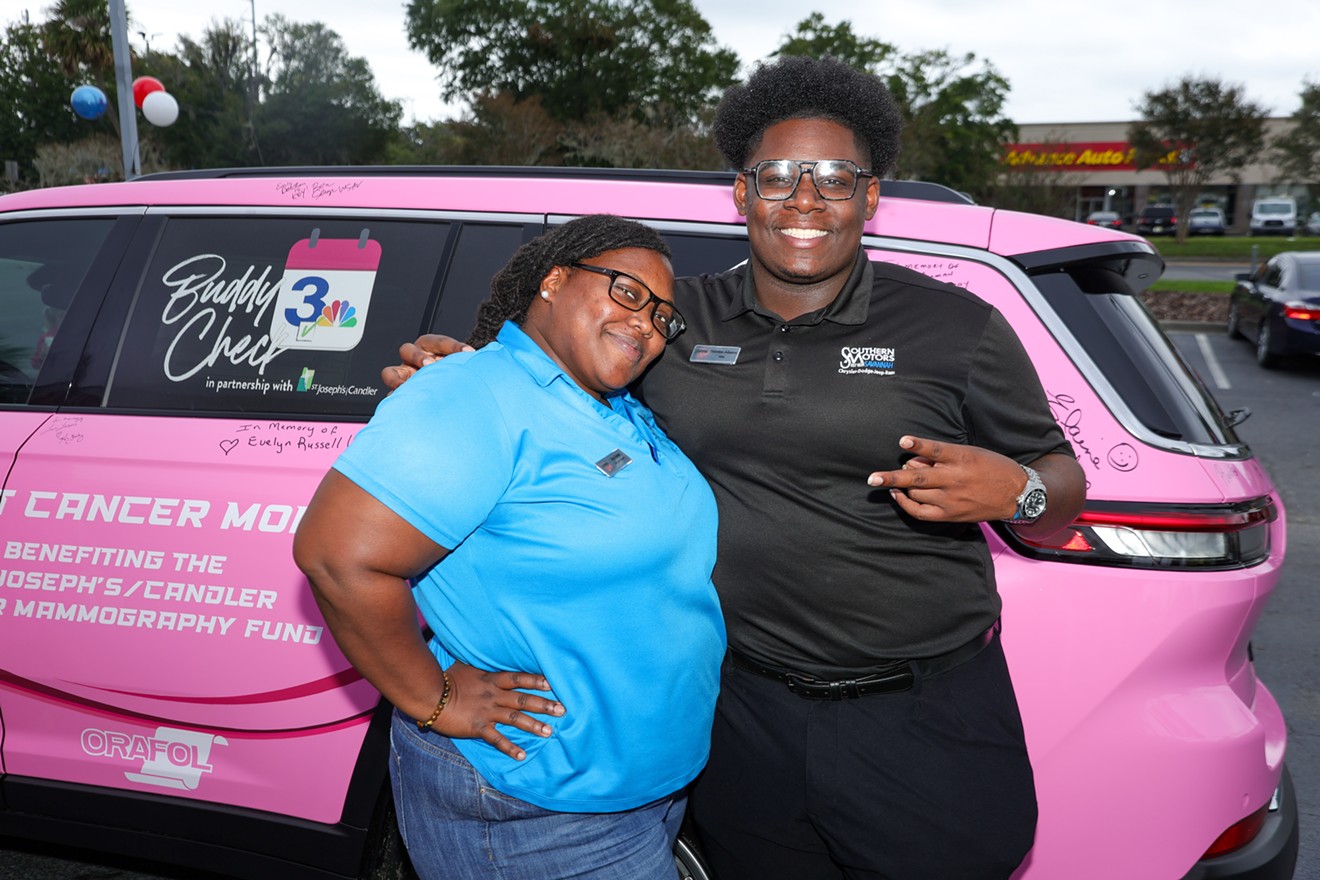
294, 215, 724, 880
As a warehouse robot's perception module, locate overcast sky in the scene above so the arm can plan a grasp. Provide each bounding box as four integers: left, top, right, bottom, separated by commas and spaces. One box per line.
22, 0, 1320, 126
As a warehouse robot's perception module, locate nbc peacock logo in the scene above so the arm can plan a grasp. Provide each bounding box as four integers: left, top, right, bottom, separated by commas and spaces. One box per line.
299, 300, 357, 339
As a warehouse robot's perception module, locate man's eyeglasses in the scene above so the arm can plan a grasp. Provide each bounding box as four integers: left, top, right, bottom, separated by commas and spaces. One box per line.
569, 262, 686, 341
741, 159, 874, 202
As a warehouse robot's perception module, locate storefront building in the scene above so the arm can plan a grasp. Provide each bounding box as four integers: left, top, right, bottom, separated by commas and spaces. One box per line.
1005, 119, 1301, 231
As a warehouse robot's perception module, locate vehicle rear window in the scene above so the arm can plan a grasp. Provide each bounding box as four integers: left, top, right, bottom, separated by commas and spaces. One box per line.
0, 217, 114, 405
106, 216, 450, 418
1296, 263, 1320, 289
1032, 264, 1237, 447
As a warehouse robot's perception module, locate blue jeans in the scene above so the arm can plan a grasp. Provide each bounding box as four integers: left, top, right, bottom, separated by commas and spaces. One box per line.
389, 711, 686, 880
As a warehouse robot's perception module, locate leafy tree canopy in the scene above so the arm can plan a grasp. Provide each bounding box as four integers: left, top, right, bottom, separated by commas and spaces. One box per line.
1128, 76, 1269, 241
1273, 81, 1320, 192
404, 0, 738, 125
0, 16, 89, 184
256, 15, 403, 166
772, 14, 1015, 200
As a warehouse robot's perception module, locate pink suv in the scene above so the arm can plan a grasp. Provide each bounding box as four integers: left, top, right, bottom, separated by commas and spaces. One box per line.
0, 168, 1296, 879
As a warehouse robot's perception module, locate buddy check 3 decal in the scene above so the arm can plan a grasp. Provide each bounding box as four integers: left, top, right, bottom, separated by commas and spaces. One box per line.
272, 228, 381, 351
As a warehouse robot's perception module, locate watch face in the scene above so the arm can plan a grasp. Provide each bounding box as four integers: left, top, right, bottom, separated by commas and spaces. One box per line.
1023, 488, 1048, 519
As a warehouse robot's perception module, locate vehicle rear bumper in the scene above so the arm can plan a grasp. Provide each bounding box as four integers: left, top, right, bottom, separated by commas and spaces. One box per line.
1178, 763, 1299, 880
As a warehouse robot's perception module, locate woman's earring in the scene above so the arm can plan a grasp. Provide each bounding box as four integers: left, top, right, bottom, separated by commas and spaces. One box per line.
540, 290, 550, 301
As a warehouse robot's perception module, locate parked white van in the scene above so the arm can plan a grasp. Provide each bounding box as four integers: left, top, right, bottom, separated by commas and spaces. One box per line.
1250, 197, 1299, 236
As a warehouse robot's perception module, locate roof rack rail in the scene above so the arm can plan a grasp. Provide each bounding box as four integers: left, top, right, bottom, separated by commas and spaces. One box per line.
132, 166, 975, 205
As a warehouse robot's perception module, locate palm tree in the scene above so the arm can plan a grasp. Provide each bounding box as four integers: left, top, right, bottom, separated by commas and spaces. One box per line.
41, 0, 119, 81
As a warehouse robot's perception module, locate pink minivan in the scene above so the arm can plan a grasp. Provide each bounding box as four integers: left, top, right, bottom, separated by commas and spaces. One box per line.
0, 168, 1297, 879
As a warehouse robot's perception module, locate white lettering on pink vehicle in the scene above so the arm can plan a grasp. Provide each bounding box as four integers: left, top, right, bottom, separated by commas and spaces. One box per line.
82, 726, 228, 791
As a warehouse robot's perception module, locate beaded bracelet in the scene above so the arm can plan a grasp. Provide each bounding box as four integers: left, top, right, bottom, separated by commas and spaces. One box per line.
417, 669, 452, 732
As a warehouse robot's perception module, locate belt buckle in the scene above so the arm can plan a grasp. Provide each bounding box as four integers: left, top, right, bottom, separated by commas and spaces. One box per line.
783, 672, 828, 699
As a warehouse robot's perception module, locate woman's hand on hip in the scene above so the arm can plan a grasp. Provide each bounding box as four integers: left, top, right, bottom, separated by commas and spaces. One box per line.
436, 661, 565, 761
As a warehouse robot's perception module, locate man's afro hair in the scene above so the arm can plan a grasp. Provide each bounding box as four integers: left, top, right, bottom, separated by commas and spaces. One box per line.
713, 55, 903, 177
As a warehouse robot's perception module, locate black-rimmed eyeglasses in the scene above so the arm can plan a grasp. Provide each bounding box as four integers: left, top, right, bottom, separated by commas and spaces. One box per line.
741, 159, 874, 201
569, 261, 686, 341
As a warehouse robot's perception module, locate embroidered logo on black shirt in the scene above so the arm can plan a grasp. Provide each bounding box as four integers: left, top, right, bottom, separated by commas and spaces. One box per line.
838, 346, 896, 376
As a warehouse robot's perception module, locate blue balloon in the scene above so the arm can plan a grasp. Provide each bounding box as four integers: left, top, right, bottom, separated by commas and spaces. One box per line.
71, 85, 108, 120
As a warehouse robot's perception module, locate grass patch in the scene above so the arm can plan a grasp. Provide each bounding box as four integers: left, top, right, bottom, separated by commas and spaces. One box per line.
1150, 236, 1320, 261
1148, 279, 1233, 295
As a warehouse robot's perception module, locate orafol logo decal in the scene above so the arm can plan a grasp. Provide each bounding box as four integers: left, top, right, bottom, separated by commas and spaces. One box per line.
838, 345, 896, 376
82, 726, 228, 791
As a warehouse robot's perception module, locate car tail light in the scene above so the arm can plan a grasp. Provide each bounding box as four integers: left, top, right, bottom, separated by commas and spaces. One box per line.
1000, 497, 1276, 570
1282, 302, 1319, 321
1201, 802, 1268, 859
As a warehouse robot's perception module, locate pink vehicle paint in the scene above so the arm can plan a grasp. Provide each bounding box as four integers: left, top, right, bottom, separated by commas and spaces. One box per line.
0, 168, 1296, 880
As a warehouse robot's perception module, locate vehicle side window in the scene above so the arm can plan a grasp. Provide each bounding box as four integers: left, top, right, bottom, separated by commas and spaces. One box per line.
1264, 263, 1284, 287
105, 217, 450, 418
428, 223, 539, 342
0, 218, 114, 404
659, 231, 750, 279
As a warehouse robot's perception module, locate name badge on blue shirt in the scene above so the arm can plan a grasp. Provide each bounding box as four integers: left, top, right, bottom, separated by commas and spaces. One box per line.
690, 345, 740, 365
595, 449, 633, 477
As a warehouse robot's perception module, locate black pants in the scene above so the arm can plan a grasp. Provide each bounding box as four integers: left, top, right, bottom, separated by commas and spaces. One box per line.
688, 633, 1037, 880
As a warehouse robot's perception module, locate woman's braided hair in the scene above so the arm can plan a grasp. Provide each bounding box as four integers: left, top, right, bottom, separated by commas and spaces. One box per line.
713, 55, 904, 177
467, 214, 672, 348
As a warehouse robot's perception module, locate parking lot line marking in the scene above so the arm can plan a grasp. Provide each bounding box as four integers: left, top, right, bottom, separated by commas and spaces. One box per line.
1195, 334, 1231, 390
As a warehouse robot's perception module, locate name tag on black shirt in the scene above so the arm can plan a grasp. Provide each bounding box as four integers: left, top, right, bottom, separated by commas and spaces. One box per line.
690, 345, 740, 365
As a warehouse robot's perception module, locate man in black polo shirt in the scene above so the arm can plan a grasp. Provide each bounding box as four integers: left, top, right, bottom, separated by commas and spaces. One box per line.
386, 56, 1084, 880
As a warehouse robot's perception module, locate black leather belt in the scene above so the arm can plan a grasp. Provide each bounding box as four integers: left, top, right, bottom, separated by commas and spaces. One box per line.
728, 623, 998, 700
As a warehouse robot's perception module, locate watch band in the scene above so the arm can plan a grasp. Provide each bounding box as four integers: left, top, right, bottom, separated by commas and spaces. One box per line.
1004, 464, 1047, 524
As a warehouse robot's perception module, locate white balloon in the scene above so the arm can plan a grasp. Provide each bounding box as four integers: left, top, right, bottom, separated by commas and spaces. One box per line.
142, 90, 179, 127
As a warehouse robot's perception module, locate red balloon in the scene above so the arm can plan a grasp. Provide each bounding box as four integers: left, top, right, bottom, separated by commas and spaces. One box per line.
132, 76, 165, 109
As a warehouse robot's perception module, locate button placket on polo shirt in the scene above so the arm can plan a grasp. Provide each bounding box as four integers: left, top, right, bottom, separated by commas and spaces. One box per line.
763, 322, 794, 396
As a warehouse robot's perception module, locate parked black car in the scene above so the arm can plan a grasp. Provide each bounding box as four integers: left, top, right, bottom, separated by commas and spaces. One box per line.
1228, 251, 1320, 367
1136, 205, 1178, 236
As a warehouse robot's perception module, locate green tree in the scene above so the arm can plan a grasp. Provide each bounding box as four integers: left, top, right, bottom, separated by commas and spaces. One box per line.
773, 12, 895, 75
138, 20, 256, 169
1273, 81, 1320, 200
0, 17, 86, 185
255, 15, 402, 165
1128, 76, 1269, 243
41, 0, 116, 79
404, 0, 738, 126
773, 14, 1015, 199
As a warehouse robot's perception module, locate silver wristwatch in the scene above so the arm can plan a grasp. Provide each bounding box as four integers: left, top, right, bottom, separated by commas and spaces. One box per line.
1004, 465, 1047, 524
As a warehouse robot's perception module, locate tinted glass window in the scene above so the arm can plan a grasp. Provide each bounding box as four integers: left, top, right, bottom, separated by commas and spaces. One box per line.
661, 231, 749, 279
1296, 262, 1320, 289
107, 216, 449, 418
1033, 265, 1235, 447
428, 223, 539, 343
1264, 262, 1284, 287
0, 218, 114, 404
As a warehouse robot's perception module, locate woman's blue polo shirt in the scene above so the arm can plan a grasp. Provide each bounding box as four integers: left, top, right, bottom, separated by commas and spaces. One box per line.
333, 321, 724, 812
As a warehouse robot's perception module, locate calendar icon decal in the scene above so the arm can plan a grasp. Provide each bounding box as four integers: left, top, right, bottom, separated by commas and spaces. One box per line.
272, 229, 382, 351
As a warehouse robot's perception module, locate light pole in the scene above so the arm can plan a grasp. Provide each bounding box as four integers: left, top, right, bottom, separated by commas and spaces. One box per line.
108, 0, 140, 179
243, 0, 262, 161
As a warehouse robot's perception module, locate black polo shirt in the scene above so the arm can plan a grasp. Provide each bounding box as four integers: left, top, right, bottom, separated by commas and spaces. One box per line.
637, 250, 1071, 678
